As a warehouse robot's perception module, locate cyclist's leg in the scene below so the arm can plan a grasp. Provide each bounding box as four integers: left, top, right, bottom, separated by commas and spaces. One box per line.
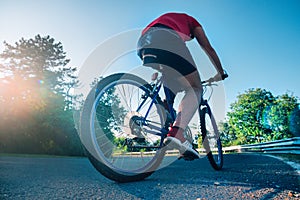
157, 41, 202, 131
164, 69, 202, 159
173, 70, 202, 129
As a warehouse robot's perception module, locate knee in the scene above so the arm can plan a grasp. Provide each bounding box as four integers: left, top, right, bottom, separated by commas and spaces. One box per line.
183, 85, 202, 102
193, 85, 203, 94
191, 86, 203, 99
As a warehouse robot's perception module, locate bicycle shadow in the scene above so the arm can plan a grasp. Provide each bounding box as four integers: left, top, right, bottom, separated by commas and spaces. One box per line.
115, 154, 299, 199
115, 157, 222, 199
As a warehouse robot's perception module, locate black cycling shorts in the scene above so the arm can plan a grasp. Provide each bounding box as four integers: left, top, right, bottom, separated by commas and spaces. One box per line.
137, 25, 197, 76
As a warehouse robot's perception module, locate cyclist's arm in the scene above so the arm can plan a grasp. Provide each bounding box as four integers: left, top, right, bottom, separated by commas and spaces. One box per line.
193, 26, 225, 80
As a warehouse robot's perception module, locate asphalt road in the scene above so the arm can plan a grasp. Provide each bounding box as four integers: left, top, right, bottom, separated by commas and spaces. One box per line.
0, 154, 299, 200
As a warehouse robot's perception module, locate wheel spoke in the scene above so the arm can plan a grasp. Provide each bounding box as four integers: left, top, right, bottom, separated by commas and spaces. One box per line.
90, 75, 166, 173
201, 107, 223, 170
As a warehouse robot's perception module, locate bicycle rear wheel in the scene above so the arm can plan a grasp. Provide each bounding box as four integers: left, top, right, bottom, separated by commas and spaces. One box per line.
200, 106, 223, 170
80, 73, 166, 182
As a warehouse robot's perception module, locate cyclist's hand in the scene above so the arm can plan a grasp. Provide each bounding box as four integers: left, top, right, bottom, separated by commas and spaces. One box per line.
206, 74, 221, 83
222, 72, 228, 80
209, 74, 228, 82
213, 71, 228, 82
205, 71, 228, 83
212, 74, 222, 82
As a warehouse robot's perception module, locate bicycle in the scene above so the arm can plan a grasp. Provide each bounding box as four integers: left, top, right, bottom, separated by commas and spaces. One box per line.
80, 71, 226, 182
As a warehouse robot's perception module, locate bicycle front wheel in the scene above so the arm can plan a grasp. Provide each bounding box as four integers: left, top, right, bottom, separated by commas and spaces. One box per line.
80, 73, 166, 182
200, 106, 223, 170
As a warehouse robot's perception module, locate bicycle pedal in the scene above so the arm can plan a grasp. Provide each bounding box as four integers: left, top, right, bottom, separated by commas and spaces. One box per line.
132, 137, 145, 143
178, 151, 199, 161
178, 155, 195, 161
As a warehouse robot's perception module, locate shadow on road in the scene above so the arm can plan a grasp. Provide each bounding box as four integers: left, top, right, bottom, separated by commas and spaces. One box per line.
116, 154, 299, 199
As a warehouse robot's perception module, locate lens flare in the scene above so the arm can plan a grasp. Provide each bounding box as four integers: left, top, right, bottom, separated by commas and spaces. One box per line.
38, 80, 44, 84
290, 108, 300, 137
261, 105, 273, 129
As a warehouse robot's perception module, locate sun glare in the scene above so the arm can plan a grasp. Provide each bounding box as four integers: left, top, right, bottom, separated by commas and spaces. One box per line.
0, 73, 47, 119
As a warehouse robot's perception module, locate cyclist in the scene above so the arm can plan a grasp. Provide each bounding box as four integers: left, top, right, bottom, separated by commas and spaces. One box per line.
137, 13, 227, 157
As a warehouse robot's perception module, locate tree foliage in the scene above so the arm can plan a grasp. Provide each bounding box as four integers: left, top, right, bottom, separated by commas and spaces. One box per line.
95, 87, 127, 142
0, 35, 83, 155
225, 88, 299, 145
290, 108, 300, 137
262, 93, 299, 139
218, 121, 237, 146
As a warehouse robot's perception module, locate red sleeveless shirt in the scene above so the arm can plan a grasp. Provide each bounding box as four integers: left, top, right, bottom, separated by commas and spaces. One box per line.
142, 13, 201, 42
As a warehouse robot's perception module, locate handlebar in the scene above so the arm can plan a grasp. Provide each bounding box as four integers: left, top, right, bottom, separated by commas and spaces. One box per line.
201, 71, 228, 101
201, 70, 228, 85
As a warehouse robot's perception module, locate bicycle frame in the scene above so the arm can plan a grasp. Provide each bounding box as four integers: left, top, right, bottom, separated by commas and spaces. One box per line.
135, 77, 168, 138
134, 73, 212, 141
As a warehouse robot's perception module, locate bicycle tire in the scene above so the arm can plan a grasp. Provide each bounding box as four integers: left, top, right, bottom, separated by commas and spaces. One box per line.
80, 73, 167, 182
200, 106, 223, 170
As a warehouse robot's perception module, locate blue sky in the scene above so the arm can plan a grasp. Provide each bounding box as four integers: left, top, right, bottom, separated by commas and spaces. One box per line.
0, 0, 299, 119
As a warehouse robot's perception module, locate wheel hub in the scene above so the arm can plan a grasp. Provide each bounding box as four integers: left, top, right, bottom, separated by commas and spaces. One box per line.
123, 111, 145, 138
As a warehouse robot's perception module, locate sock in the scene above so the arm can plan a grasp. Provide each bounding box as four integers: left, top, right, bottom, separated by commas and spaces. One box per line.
167, 126, 185, 142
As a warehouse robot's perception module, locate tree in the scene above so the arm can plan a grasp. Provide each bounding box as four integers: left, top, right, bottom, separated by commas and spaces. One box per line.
0, 35, 83, 155
262, 93, 299, 140
227, 88, 299, 144
0, 34, 79, 110
218, 121, 237, 146
290, 107, 300, 137
89, 77, 127, 143
227, 88, 274, 144
95, 86, 127, 142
